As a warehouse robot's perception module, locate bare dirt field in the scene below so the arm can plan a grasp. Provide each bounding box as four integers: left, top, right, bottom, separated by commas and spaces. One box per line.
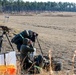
0, 12, 76, 75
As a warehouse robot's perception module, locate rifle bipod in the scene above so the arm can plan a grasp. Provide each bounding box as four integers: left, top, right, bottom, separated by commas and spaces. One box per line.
0, 26, 15, 52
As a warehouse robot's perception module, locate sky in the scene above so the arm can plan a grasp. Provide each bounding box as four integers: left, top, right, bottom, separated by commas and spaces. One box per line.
23, 0, 76, 3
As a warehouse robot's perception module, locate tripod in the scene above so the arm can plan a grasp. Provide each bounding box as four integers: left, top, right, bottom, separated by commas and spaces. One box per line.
0, 26, 14, 52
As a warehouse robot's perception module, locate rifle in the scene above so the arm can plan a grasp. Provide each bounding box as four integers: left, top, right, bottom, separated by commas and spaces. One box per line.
0, 26, 14, 51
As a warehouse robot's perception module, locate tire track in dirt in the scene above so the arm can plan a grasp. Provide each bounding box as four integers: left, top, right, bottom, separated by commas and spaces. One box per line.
32, 25, 76, 33
9, 19, 76, 34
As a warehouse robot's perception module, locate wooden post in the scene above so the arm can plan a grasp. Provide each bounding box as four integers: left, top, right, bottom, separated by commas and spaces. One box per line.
72, 50, 76, 75
49, 50, 53, 75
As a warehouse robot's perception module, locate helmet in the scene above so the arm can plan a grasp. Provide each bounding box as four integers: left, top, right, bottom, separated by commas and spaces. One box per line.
23, 38, 30, 45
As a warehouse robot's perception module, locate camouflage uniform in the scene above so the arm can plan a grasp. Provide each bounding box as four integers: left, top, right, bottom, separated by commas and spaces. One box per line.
20, 38, 34, 69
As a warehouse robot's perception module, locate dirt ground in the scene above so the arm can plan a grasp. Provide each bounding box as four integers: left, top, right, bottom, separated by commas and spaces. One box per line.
0, 12, 76, 74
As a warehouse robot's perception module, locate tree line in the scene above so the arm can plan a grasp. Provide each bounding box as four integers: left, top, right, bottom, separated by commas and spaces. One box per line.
0, 0, 76, 13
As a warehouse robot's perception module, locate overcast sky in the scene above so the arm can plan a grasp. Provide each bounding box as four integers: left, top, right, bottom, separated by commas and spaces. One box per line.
23, 0, 76, 3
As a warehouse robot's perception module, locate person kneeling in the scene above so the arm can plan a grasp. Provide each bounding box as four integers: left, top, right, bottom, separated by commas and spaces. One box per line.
20, 38, 35, 70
